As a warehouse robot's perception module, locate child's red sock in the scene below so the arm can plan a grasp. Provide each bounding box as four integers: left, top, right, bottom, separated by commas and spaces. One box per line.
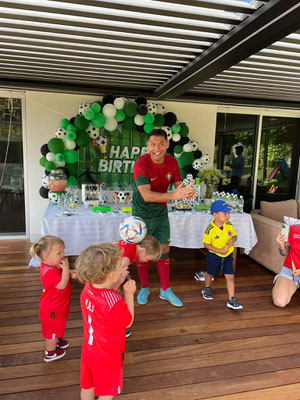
156, 255, 170, 291
136, 260, 149, 287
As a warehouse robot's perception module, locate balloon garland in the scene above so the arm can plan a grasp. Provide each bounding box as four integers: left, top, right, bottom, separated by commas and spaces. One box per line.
39, 93, 210, 199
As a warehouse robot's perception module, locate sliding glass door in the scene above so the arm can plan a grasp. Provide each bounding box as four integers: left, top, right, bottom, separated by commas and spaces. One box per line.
0, 97, 25, 235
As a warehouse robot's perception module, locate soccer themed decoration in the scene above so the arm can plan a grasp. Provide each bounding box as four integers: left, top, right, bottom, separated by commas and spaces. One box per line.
38, 92, 210, 199
119, 216, 147, 244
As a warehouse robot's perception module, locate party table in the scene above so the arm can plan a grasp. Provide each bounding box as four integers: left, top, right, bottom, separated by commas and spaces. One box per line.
40, 203, 257, 256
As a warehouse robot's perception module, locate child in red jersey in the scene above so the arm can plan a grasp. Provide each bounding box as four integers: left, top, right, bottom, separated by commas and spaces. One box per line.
115, 235, 162, 337
273, 224, 300, 307
30, 235, 72, 362
76, 243, 136, 400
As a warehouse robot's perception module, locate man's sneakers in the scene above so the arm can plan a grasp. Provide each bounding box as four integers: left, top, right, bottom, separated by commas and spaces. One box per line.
44, 347, 66, 363
137, 287, 150, 305
202, 286, 213, 300
126, 328, 132, 338
227, 297, 243, 310
57, 337, 69, 349
159, 288, 183, 307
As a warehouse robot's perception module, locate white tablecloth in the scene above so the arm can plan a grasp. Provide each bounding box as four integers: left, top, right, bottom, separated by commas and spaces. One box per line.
40, 204, 257, 256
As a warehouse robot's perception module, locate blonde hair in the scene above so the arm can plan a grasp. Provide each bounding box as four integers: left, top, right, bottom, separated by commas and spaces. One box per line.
30, 235, 64, 260
138, 235, 162, 261
75, 243, 122, 284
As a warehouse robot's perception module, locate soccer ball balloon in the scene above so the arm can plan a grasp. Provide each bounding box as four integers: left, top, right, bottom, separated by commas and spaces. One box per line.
119, 216, 147, 244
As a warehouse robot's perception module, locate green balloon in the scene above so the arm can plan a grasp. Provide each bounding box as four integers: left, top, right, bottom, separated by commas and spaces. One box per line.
66, 131, 77, 141
55, 153, 64, 162
171, 123, 181, 134
181, 152, 194, 167
177, 157, 184, 169
67, 175, 77, 187
179, 123, 189, 137
67, 123, 77, 133
65, 162, 78, 175
64, 149, 78, 164
48, 138, 65, 154
39, 156, 47, 167
123, 116, 135, 129
179, 168, 187, 179
75, 130, 90, 147
174, 145, 183, 155
75, 115, 90, 130
92, 113, 106, 128
45, 161, 56, 172
91, 102, 101, 113
144, 113, 155, 124
154, 113, 164, 127
115, 109, 126, 122
124, 100, 137, 117
60, 118, 70, 129
84, 109, 95, 121
144, 123, 154, 134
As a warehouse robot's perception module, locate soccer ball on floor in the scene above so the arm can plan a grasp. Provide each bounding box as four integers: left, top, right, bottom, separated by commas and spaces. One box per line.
119, 216, 147, 244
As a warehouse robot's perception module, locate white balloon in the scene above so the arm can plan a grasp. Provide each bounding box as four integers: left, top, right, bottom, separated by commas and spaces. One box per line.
46, 152, 56, 162
156, 104, 166, 114
114, 97, 125, 110
134, 114, 144, 126
55, 160, 66, 167
102, 103, 117, 118
65, 140, 76, 149
183, 143, 193, 152
172, 133, 181, 142
104, 117, 118, 132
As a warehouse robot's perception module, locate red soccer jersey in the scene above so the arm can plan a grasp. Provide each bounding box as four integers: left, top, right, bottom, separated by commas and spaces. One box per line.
39, 262, 71, 319
115, 240, 137, 264
132, 153, 181, 218
284, 224, 300, 270
80, 284, 132, 365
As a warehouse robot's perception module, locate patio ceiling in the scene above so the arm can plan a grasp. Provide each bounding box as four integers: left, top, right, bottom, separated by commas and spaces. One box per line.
0, 0, 299, 108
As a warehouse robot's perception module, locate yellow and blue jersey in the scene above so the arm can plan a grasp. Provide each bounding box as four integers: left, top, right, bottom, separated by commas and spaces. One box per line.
203, 220, 237, 258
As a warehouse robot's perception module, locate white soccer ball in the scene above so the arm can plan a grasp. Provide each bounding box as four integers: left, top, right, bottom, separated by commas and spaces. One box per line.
192, 158, 204, 171
41, 173, 49, 189
48, 190, 58, 203
117, 191, 126, 203
119, 216, 147, 244
161, 126, 172, 141
87, 123, 100, 139
201, 153, 210, 164
156, 104, 166, 114
190, 140, 200, 151
147, 102, 157, 115
78, 102, 91, 116
55, 127, 66, 139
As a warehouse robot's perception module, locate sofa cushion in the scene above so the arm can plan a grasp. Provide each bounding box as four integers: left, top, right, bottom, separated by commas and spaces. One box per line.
260, 199, 297, 223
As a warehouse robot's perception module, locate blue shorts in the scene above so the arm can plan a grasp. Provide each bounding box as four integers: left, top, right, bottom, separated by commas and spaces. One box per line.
274, 266, 300, 288
206, 252, 234, 276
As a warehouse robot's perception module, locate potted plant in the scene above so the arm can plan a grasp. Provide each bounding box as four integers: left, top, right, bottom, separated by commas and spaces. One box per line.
197, 168, 224, 201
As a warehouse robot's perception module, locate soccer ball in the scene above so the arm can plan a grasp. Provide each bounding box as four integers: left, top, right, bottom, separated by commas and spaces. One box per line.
161, 126, 172, 141
48, 190, 58, 203
119, 216, 147, 244
87, 123, 100, 139
41, 173, 49, 189
189, 140, 200, 151
55, 127, 66, 139
117, 191, 126, 203
78, 102, 91, 116
147, 102, 157, 115
192, 158, 204, 171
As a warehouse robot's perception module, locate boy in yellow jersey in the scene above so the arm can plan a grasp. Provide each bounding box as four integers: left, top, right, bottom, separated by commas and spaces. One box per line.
202, 200, 243, 310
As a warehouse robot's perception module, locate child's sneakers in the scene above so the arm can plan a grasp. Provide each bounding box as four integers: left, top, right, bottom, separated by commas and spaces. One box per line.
202, 287, 213, 300
126, 328, 132, 338
137, 287, 150, 305
57, 337, 69, 349
44, 347, 66, 362
227, 297, 243, 310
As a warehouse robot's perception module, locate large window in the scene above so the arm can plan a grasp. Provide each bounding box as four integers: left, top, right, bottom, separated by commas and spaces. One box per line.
0, 98, 25, 234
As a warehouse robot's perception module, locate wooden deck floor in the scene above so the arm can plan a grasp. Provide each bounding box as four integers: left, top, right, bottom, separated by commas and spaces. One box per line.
1, 240, 300, 399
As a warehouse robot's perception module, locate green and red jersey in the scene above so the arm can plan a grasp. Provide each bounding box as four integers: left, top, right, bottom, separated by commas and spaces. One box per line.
132, 153, 181, 219
284, 224, 300, 270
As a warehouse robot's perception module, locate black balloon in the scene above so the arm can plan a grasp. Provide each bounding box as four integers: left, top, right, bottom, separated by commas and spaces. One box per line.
137, 104, 148, 116
102, 93, 116, 105
74, 144, 80, 151
136, 124, 145, 133
39, 186, 49, 199
178, 137, 189, 146
70, 116, 76, 124
44, 169, 50, 176
135, 96, 147, 105
194, 150, 202, 159
40, 144, 49, 156
168, 140, 176, 153
164, 112, 177, 127
184, 165, 198, 178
